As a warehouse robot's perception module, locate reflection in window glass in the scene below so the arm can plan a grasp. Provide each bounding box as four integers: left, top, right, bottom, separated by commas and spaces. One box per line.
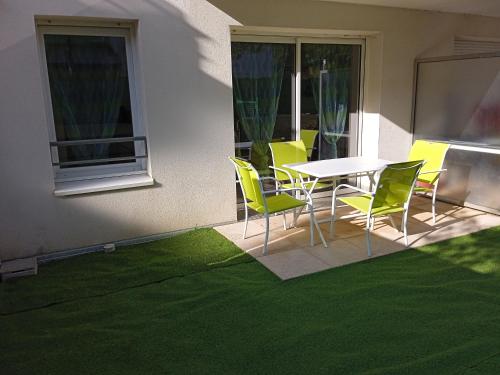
44, 34, 136, 167
231, 42, 295, 173
301, 43, 361, 160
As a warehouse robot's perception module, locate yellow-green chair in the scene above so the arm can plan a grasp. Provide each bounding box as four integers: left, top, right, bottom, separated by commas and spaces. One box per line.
300, 129, 319, 160
330, 161, 424, 256
408, 140, 450, 224
268, 140, 333, 192
229, 157, 326, 255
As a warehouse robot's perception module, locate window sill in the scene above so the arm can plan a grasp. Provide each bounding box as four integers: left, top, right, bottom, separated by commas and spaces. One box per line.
54, 174, 154, 196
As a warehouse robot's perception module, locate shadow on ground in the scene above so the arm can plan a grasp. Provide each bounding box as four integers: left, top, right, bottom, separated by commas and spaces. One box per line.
1, 227, 500, 375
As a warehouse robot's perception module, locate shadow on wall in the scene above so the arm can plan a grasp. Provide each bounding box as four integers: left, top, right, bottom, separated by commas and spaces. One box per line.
207, 0, 500, 162
1, 0, 236, 260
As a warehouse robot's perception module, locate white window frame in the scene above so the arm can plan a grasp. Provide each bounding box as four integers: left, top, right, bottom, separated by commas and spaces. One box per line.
37, 23, 148, 183
231, 34, 365, 157
296, 37, 365, 158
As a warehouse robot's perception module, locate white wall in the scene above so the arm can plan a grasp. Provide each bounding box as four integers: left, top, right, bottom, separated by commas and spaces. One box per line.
1, 0, 500, 260
0, 0, 238, 260
210, 0, 500, 161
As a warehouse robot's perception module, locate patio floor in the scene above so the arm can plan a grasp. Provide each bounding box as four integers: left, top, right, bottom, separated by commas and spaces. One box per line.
216, 195, 500, 280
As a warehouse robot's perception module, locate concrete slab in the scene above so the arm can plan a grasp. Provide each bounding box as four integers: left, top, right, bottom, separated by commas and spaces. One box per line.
215, 197, 499, 280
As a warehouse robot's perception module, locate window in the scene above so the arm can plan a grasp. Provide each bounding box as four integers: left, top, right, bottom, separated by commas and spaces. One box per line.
232, 42, 296, 171
231, 37, 362, 172
231, 37, 363, 218
38, 23, 148, 184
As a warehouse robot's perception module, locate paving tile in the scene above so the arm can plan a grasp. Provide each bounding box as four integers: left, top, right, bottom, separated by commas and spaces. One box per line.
214, 198, 500, 280
376, 214, 433, 236
257, 248, 331, 280
236, 230, 302, 257
411, 196, 443, 209
214, 220, 263, 242
410, 214, 500, 248
344, 233, 406, 256
304, 239, 368, 267
326, 220, 367, 239
406, 206, 458, 226
411, 198, 482, 220
258, 212, 299, 231
446, 206, 488, 219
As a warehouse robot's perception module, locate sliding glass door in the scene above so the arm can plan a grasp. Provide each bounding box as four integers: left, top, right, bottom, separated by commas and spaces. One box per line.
300, 42, 361, 160
231, 38, 362, 165
231, 41, 295, 174
231, 37, 363, 216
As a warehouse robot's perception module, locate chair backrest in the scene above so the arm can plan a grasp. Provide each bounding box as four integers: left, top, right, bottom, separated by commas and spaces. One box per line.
269, 140, 308, 181
229, 157, 264, 206
300, 129, 319, 159
408, 140, 449, 185
372, 161, 424, 210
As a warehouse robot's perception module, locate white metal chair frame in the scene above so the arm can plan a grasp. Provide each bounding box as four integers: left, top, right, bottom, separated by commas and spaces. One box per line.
415, 168, 447, 225
230, 158, 327, 255
409, 142, 450, 225
268, 143, 335, 193
269, 165, 336, 220
330, 162, 423, 257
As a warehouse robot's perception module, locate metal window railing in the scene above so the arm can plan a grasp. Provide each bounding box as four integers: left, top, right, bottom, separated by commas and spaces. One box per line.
49, 136, 148, 167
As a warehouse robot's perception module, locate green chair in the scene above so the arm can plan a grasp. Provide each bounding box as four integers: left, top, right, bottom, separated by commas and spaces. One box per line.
330, 161, 424, 256
229, 157, 327, 255
300, 129, 319, 160
269, 140, 333, 192
408, 140, 450, 224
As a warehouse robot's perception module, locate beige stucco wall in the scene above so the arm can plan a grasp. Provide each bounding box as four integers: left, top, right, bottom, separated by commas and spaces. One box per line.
1, 0, 500, 260
209, 0, 500, 162
0, 0, 238, 260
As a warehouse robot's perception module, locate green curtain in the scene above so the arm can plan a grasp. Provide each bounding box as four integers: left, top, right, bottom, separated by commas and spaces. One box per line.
45, 35, 128, 161
303, 44, 351, 159
232, 43, 288, 172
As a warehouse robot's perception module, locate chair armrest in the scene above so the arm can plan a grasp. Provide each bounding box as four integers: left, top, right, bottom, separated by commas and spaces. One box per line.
263, 187, 306, 195
269, 166, 294, 183
259, 176, 280, 183
334, 183, 374, 196
419, 169, 447, 175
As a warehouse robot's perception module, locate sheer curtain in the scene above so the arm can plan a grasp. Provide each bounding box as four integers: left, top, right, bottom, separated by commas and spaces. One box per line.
232, 43, 288, 172
45, 35, 128, 162
303, 44, 351, 159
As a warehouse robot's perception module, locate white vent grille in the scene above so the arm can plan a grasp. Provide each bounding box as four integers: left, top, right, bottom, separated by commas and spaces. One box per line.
454, 38, 500, 55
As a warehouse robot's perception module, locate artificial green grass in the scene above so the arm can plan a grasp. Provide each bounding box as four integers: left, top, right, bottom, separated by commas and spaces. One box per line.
1, 227, 500, 374
0, 228, 252, 315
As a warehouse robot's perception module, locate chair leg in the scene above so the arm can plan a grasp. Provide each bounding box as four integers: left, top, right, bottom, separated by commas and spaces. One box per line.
309, 209, 315, 246
283, 212, 287, 230
329, 194, 336, 237
312, 214, 327, 248
263, 213, 270, 255
366, 215, 372, 257
292, 206, 304, 228
371, 217, 375, 230
403, 209, 409, 247
432, 185, 437, 225
243, 205, 249, 239
330, 216, 336, 239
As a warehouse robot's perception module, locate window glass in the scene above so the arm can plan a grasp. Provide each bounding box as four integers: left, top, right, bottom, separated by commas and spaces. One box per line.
231, 42, 295, 174
44, 34, 135, 167
301, 43, 361, 160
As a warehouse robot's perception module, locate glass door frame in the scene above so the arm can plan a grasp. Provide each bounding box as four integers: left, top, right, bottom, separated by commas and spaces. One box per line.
231, 35, 297, 149
296, 37, 365, 159
231, 35, 365, 159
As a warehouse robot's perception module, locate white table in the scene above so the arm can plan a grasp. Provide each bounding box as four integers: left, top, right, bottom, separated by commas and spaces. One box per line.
283, 157, 393, 245
283, 156, 392, 181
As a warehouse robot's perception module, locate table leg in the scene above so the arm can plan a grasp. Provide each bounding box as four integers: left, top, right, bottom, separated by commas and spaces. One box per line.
298, 174, 327, 248
368, 172, 376, 191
